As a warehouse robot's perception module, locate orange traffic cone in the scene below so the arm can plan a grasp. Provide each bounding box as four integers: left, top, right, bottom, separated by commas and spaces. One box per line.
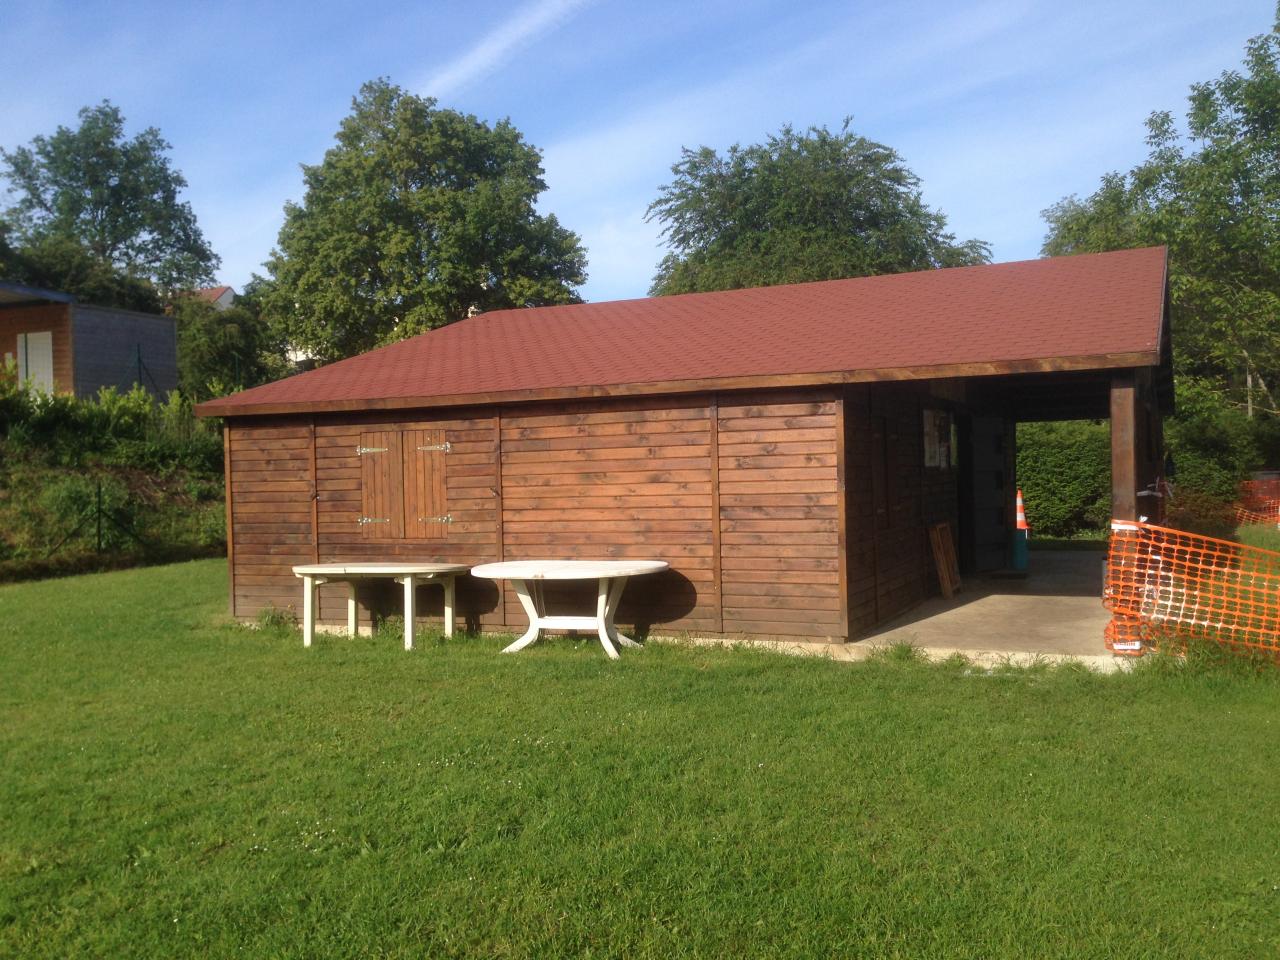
1015, 489, 1030, 531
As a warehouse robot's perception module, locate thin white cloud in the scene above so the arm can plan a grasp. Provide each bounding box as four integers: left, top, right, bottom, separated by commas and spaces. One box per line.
422, 0, 596, 99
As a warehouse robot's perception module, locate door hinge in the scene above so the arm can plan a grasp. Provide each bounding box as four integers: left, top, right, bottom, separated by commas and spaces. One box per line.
417, 513, 453, 524
417, 441, 451, 452
357, 516, 391, 525
356, 446, 388, 455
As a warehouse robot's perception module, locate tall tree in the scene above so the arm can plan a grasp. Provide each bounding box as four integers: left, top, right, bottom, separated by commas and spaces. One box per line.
646, 121, 989, 296
1, 102, 218, 295
1042, 13, 1280, 412
264, 80, 587, 363
173, 296, 287, 402
0, 228, 162, 312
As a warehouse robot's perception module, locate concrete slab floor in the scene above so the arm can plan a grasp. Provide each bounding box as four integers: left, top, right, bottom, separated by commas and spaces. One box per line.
854, 549, 1114, 662
657, 550, 1125, 672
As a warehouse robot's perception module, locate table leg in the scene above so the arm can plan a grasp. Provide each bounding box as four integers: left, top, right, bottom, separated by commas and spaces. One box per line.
347, 581, 358, 637
595, 577, 621, 660
603, 576, 641, 650
302, 575, 316, 648
443, 575, 456, 638
402, 575, 417, 651
502, 579, 543, 653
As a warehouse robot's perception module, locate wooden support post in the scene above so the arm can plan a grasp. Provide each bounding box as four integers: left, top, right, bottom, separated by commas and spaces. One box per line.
1111, 372, 1139, 522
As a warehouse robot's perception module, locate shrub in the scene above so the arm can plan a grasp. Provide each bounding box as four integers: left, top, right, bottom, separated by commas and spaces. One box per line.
1165, 489, 1237, 539
37, 473, 139, 552
0, 383, 222, 474
0, 382, 226, 581
1017, 381, 1264, 539
1015, 420, 1111, 538
1165, 378, 1257, 500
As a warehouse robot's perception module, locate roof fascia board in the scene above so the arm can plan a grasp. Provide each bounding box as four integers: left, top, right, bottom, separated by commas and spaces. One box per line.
196, 349, 1161, 419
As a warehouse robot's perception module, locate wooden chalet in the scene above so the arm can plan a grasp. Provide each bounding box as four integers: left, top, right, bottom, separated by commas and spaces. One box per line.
196, 247, 1172, 642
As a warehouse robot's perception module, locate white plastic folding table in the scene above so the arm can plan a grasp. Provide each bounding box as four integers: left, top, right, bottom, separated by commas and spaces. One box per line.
470, 559, 668, 660
291, 562, 470, 650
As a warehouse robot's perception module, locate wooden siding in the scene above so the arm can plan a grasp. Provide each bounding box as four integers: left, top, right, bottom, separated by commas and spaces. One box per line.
312, 414, 504, 630
227, 419, 318, 618
0, 303, 73, 393
226, 388, 862, 641
717, 395, 845, 638
499, 398, 718, 634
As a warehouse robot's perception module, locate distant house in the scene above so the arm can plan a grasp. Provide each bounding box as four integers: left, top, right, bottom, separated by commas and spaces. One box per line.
195, 285, 236, 310
0, 281, 178, 397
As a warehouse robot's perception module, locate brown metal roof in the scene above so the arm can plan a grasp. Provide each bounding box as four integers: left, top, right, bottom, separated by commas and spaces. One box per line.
198, 246, 1168, 417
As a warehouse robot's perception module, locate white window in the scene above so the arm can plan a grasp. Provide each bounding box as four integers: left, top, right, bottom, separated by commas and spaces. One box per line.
16, 331, 54, 392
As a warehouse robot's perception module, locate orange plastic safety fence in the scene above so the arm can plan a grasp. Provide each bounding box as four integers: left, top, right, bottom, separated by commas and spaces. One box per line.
1235, 504, 1280, 526
1105, 520, 1280, 658
1240, 479, 1280, 510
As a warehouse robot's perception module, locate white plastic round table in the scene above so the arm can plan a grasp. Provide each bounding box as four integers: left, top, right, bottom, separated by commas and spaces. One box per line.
470, 560, 668, 659
292, 562, 470, 650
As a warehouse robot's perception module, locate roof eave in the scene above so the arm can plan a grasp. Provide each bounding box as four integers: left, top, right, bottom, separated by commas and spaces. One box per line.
195, 350, 1162, 419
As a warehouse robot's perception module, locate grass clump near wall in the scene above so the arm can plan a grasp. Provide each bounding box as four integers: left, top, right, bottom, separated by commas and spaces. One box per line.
2, 560, 1278, 958
0, 374, 225, 582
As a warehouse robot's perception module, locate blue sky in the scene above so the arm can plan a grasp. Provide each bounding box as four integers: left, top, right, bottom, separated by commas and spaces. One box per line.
0, 0, 1272, 302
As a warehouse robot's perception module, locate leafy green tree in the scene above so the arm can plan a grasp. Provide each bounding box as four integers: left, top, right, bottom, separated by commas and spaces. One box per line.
646, 121, 989, 295
1, 102, 218, 294
1042, 15, 1280, 411
263, 79, 586, 363
0, 229, 162, 312
173, 298, 287, 402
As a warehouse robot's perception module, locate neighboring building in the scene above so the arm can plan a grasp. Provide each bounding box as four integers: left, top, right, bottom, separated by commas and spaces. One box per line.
197, 247, 1171, 641
0, 281, 179, 397
195, 285, 236, 310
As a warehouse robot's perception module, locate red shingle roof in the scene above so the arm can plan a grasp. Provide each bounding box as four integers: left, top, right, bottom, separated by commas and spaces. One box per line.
198, 247, 1167, 416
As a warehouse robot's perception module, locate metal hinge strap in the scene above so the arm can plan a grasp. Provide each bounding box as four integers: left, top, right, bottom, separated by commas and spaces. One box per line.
357, 517, 390, 525
417, 514, 453, 524
356, 446, 388, 455
417, 442, 451, 452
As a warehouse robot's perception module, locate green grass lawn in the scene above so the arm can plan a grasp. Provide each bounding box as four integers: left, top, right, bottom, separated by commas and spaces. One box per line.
2, 561, 1278, 958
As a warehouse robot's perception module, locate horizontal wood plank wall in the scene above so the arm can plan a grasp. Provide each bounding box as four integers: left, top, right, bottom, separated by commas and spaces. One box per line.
717, 393, 844, 639
499, 398, 718, 633
227, 389, 849, 640
313, 414, 503, 630
0, 303, 73, 393
228, 419, 317, 617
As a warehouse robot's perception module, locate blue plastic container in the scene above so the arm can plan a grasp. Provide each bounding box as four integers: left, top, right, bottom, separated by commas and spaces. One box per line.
1011, 528, 1029, 571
